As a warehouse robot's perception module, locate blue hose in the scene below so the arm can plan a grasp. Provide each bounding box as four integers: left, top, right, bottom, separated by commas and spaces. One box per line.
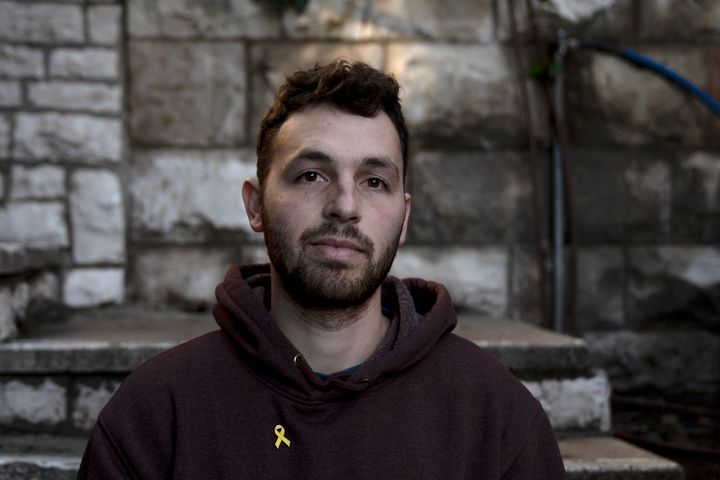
580, 43, 720, 117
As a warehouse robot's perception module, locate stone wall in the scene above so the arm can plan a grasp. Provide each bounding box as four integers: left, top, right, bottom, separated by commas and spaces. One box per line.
0, 0, 125, 336
0, 0, 718, 405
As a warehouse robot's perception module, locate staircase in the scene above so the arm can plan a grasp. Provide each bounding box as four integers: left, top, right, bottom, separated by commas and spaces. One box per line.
0, 307, 684, 479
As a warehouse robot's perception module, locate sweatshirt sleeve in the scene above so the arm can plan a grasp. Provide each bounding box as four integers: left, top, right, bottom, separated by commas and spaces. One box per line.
500, 407, 566, 480
76, 369, 176, 480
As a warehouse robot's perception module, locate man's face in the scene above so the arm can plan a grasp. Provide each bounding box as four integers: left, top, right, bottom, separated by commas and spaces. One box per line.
244, 104, 411, 310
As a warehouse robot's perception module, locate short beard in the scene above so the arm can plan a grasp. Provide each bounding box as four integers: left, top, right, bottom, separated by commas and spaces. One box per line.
263, 217, 402, 312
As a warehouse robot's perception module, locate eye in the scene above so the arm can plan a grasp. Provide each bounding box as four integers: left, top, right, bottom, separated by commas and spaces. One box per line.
298, 171, 324, 183
365, 177, 388, 190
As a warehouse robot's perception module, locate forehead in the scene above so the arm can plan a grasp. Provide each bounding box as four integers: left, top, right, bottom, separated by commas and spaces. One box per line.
271, 104, 403, 174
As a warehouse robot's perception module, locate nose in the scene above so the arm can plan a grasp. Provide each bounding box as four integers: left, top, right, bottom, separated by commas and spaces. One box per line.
322, 179, 360, 223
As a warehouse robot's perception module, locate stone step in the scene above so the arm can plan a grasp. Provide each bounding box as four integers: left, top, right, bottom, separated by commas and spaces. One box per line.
0, 307, 609, 435
0, 434, 683, 480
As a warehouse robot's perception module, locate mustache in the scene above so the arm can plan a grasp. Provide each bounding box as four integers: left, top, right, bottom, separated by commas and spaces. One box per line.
300, 222, 373, 254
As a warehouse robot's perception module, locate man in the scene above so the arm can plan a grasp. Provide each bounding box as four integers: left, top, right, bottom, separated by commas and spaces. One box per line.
78, 60, 565, 479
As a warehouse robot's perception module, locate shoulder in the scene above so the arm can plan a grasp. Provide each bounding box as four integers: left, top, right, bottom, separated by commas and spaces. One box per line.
422, 332, 542, 413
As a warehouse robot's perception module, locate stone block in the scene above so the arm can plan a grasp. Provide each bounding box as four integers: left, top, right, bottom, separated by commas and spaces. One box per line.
10, 165, 66, 200
28, 82, 121, 114
49, 48, 119, 80
0, 2, 83, 44
0, 81, 21, 107
13, 113, 122, 162
627, 247, 720, 328
70, 169, 125, 264
586, 329, 720, 405
128, 0, 281, 39
0, 243, 28, 276
639, 0, 720, 40
523, 370, 611, 432
572, 151, 671, 242
129, 149, 256, 242
386, 44, 543, 149
0, 45, 44, 79
566, 47, 713, 147
0, 115, 9, 158
0, 378, 67, 426
496, 0, 635, 42
508, 246, 549, 327
0, 287, 17, 341
671, 151, 720, 241
408, 151, 532, 243
576, 247, 624, 330
71, 380, 119, 430
129, 41, 246, 146
132, 247, 252, 305
282, 0, 374, 39
391, 246, 508, 316
63, 268, 124, 308
249, 42, 383, 132
0, 202, 69, 249
371, 0, 493, 41
88, 5, 122, 45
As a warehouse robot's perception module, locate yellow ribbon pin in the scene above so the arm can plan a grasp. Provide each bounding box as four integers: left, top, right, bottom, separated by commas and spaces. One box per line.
274, 424, 291, 449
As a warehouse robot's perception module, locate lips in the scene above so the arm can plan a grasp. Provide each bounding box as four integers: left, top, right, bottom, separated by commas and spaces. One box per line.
307, 237, 368, 262
310, 238, 365, 252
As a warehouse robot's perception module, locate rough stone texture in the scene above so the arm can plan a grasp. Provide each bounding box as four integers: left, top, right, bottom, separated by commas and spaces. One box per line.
672, 151, 720, 242
249, 42, 383, 132
508, 246, 547, 326
639, 0, 720, 40
127, 0, 281, 39
13, 113, 122, 162
131, 247, 250, 305
282, 0, 373, 39
88, 5, 122, 45
495, 0, 637, 42
0, 2, 83, 44
0, 115, 9, 158
0, 202, 69, 249
0, 45, 44, 79
523, 371, 611, 432
71, 380, 119, 430
70, 170, 125, 264
371, 0, 493, 41
10, 165, 65, 200
129, 41, 246, 146
572, 151, 671, 243
0, 378, 66, 426
566, 47, 714, 147
0, 81, 21, 107
63, 268, 124, 308
49, 49, 119, 80
0, 243, 28, 275
387, 44, 545, 149
0, 287, 17, 341
391, 246, 508, 316
627, 246, 720, 328
587, 329, 720, 405
28, 82, 121, 114
129, 149, 256, 242
11, 283, 30, 321
408, 151, 532, 243
576, 247, 624, 330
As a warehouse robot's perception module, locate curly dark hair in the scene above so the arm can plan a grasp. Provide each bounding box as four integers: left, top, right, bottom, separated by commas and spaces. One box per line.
256, 59, 408, 187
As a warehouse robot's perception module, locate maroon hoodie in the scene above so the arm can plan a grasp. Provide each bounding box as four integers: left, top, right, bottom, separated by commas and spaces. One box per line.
78, 264, 565, 479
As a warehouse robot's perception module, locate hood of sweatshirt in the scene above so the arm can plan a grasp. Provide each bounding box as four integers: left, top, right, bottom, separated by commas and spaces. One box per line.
213, 264, 457, 402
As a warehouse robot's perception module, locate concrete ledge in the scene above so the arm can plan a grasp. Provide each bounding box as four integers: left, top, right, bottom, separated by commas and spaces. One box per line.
561, 436, 684, 480
0, 455, 79, 480
0, 308, 592, 376
455, 315, 591, 374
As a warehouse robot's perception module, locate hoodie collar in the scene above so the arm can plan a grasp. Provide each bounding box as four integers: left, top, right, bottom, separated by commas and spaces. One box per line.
213, 264, 456, 402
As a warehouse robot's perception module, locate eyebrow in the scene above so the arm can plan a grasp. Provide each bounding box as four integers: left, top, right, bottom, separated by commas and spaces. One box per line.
287, 149, 400, 179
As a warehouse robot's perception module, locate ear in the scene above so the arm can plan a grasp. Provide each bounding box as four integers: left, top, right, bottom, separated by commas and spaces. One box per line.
242, 177, 264, 233
398, 192, 412, 246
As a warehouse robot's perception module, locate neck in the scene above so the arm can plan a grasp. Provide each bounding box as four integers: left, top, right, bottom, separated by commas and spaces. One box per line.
269, 274, 389, 375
